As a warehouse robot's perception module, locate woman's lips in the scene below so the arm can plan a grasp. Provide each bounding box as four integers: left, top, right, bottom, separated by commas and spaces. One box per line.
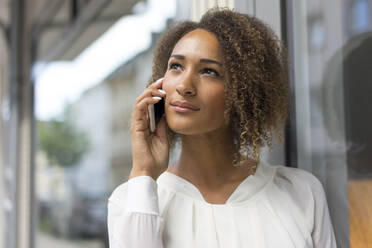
170, 100, 200, 110
170, 105, 199, 113
169, 100, 200, 113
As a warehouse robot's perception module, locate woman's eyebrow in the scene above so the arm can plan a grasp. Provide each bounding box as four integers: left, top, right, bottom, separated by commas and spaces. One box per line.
170, 54, 222, 67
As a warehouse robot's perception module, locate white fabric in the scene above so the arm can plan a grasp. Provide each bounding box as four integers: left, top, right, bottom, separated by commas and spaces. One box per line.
108, 160, 337, 248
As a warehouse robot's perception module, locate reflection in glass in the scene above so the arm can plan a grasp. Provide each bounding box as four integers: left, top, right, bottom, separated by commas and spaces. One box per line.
289, 0, 372, 247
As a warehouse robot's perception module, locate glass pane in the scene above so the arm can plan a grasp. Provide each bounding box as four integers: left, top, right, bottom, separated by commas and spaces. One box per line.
289, 0, 372, 247
33, 1, 176, 247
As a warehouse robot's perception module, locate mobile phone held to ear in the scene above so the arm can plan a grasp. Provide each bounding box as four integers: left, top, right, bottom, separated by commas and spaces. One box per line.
148, 93, 165, 132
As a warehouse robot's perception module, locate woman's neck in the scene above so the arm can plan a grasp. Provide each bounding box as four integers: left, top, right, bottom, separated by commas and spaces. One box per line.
167, 131, 255, 190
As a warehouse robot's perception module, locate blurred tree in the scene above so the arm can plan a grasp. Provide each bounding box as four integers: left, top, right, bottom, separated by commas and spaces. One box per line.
38, 116, 90, 167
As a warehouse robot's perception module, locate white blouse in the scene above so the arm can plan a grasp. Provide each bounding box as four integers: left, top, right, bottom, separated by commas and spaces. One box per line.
107, 160, 337, 248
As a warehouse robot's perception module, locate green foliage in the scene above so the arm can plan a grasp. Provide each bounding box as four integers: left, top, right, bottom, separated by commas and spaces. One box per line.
38, 118, 90, 167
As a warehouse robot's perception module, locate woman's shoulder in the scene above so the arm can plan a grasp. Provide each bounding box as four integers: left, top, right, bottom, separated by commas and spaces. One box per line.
270, 163, 325, 195
263, 162, 328, 211
266, 163, 329, 220
264, 163, 334, 241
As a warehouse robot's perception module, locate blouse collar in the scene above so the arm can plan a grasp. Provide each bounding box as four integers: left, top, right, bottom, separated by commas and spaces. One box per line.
156, 159, 276, 206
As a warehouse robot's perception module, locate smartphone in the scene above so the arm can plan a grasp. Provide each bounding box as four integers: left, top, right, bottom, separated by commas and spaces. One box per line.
148, 91, 165, 132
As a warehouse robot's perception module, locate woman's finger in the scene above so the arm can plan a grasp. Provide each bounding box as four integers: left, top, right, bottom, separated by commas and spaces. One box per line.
131, 96, 163, 132
147, 77, 164, 89
134, 84, 166, 105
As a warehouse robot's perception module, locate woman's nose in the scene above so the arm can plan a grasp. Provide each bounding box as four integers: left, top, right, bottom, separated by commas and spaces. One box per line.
176, 74, 196, 97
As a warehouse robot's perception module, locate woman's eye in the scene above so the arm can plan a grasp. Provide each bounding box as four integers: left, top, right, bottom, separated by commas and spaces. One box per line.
169, 63, 182, 70
168, 63, 220, 77
203, 68, 220, 77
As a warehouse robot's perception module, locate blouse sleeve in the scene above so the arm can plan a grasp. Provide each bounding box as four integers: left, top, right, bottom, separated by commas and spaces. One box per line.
309, 175, 337, 248
107, 176, 165, 248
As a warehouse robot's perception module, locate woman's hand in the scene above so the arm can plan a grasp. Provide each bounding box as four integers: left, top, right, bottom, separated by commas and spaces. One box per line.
129, 77, 169, 180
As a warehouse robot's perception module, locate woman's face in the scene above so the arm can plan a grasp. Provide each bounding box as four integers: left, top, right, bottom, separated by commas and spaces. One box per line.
162, 28, 227, 135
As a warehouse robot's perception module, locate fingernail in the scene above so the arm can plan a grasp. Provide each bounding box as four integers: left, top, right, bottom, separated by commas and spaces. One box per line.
158, 89, 166, 94
152, 96, 162, 100
155, 77, 164, 83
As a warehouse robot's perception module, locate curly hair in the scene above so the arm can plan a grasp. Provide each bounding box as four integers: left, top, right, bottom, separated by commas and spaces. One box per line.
146, 7, 289, 168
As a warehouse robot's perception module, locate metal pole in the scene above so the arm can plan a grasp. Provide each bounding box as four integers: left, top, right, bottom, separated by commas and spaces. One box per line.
8, 0, 22, 246
8, 0, 34, 247
282, 0, 298, 168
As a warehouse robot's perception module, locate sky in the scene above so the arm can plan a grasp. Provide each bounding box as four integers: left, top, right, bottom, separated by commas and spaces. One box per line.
34, 0, 176, 121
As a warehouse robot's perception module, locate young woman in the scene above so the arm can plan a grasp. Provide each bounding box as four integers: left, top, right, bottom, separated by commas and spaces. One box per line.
108, 7, 337, 248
